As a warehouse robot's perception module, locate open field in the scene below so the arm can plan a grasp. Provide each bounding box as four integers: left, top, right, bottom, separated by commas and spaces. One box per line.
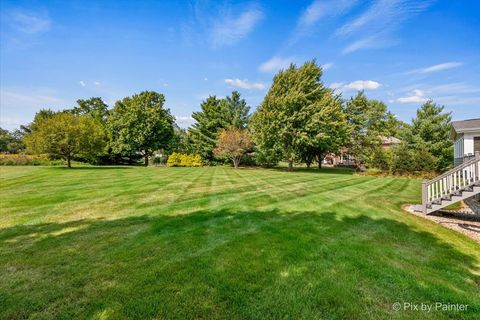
1, 166, 479, 319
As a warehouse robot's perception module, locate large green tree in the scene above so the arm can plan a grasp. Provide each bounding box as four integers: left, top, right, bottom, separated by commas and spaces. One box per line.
404, 101, 452, 172
168, 124, 195, 154
20, 109, 57, 135
297, 92, 349, 168
189, 91, 250, 161
252, 60, 349, 171
108, 91, 174, 166
24, 112, 105, 167
70, 97, 109, 125
344, 92, 398, 166
0, 128, 25, 153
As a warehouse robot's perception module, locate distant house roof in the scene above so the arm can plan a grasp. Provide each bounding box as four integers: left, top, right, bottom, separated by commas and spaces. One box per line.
451, 118, 480, 140
381, 136, 401, 145
452, 118, 480, 132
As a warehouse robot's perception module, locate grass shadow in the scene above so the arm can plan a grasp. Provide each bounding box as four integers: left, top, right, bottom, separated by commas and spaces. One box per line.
271, 166, 356, 175
1, 208, 479, 319
50, 166, 134, 170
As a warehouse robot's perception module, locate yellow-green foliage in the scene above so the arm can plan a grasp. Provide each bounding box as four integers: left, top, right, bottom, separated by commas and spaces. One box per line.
166, 153, 181, 166
0, 154, 65, 166
167, 153, 203, 167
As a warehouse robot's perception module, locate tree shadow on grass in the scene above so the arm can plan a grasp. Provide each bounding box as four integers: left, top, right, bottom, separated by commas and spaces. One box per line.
1, 209, 479, 319
50, 166, 134, 170
271, 166, 356, 175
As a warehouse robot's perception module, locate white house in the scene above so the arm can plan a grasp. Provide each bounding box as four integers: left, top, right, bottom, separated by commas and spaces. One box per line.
451, 118, 480, 166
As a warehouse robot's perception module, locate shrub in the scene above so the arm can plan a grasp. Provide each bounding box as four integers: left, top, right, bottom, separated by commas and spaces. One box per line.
189, 154, 203, 167
152, 154, 167, 165
365, 168, 385, 176
167, 153, 202, 167
166, 152, 181, 167
390, 144, 414, 174
0, 154, 65, 166
253, 148, 281, 168
369, 147, 392, 171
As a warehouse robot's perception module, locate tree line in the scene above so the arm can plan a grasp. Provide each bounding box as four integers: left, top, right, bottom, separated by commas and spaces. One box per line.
0, 60, 453, 172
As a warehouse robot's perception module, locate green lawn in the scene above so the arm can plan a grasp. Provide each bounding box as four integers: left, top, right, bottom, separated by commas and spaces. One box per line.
1, 166, 479, 319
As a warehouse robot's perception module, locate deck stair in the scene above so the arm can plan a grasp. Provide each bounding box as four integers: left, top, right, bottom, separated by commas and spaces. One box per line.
421, 151, 480, 214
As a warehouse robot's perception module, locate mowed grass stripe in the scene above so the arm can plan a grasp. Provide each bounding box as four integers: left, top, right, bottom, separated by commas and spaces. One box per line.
0, 166, 479, 319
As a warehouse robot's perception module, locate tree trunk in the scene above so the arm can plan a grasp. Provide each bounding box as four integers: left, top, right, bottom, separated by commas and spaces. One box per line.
67, 156, 71, 168
306, 162, 311, 168
317, 153, 323, 169
144, 154, 149, 167
288, 159, 293, 172
233, 157, 238, 168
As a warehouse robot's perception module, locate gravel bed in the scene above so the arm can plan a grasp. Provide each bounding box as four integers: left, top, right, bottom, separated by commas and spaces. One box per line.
404, 204, 480, 243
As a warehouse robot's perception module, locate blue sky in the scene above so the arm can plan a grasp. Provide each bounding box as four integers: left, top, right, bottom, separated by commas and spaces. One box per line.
1, 0, 479, 130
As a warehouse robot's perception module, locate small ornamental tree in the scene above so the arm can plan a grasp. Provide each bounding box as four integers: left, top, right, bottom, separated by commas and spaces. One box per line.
214, 128, 253, 168
24, 112, 105, 168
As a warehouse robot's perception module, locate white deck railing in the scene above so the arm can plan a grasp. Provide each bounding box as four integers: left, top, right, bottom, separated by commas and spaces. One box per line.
422, 151, 480, 214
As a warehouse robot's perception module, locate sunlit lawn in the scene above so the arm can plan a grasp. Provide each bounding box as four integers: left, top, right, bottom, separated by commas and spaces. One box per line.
0, 166, 479, 319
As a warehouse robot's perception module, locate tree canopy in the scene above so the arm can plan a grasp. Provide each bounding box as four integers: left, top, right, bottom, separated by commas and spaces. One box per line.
70, 97, 109, 125
189, 91, 250, 162
214, 127, 253, 168
24, 112, 105, 167
403, 101, 453, 172
344, 91, 405, 167
108, 91, 174, 166
252, 60, 349, 171
0, 128, 24, 153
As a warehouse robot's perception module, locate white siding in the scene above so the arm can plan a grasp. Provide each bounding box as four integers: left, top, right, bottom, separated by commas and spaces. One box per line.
454, 131, 480, 161
454, 136, 464, 158
464, 133, 478, 156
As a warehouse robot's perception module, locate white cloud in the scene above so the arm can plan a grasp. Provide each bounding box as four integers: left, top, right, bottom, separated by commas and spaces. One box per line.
0, 88, 64, 107
93, 81, 101, 86
79, 81, 86, 87
174, 116, 196, 129
0, 117, 24, 130
322, 63, 333, 70
342, 35, 380, 54
337, 0, 432, 54
299, 0, 355, 27
344, 80, 382, 90
8, 11, 51, 34
0, 88, 66, 129
427, 82, 480, 94
396, 89, 428, 103
210, 7, 263, 47
259, 56, 295, 73
204, 77, 208, 81
291, 0, 357, 43
224, 79, 265, 90
336, 0, 431, 37
410, 62, 463, 74
330, 80, 382, 91
329, 82, 345, 90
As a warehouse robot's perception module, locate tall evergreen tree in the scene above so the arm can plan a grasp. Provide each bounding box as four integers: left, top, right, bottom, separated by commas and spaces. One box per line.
189, 91, 250, 161
405, 101, 453, 172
